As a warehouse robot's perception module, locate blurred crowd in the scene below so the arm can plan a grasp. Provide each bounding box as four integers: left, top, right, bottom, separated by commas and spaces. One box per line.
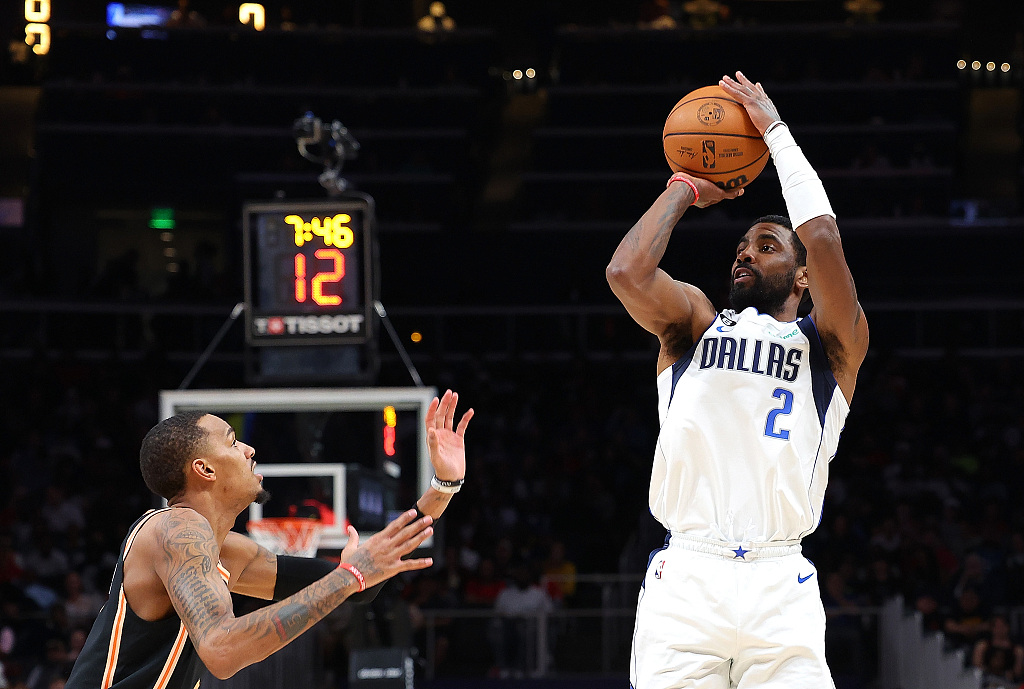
85, 0, 972, 32
0, 352, 1023, 685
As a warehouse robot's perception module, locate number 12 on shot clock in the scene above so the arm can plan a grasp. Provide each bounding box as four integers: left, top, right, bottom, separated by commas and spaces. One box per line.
293, 249, 344, 306
243, 197, 376, 346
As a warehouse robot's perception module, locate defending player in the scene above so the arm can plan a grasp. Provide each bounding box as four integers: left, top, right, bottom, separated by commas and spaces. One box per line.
66, 390, 472, 688
607, 71, 868, 688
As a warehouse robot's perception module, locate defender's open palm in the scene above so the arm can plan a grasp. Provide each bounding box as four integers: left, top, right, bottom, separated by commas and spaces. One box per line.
342, 510, 435, 589
426, 389, 473, 482
719, 71, 780, 136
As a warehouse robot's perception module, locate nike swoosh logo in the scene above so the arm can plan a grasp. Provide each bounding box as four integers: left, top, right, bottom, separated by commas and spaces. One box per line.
716, 325, 728, 332
797, 573, 814, 584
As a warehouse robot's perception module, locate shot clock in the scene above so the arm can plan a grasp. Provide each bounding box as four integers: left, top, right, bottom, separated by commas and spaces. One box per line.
243, 197, 376, 346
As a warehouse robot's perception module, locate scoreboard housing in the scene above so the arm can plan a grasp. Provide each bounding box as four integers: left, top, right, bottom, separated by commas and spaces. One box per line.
243, 196, 375, 347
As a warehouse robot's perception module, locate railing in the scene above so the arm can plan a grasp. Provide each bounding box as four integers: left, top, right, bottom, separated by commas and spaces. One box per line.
879, 596, 982, 689
416, 599, 883, 680
418, 606, 638, 679
1, 300, 1023, 363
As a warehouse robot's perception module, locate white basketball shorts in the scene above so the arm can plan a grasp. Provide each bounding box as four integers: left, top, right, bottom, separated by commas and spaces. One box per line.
630, 534, 834, 689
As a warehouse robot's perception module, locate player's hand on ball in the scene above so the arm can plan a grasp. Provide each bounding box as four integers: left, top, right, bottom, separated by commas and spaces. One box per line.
719, 71, 781, 136
425, 389, 473, 483
671, 173, 744, 209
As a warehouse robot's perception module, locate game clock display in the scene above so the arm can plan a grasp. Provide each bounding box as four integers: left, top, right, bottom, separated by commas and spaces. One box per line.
243, 197, 375, 346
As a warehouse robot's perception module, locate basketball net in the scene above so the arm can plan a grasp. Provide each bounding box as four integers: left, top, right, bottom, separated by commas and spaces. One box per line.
247, 517, 324, 558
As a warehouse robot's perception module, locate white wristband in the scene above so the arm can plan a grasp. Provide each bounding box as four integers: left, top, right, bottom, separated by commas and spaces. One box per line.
430, 475, 463, 494
764, 121, 835, 229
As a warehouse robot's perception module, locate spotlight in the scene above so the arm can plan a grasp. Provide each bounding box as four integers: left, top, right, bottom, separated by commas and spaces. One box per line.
526, 68, 536, 78
1001, 63, 1011, 73
512, 69, 523, 80
971, 61, 981, 70
410, 332, 423, 343
986, 61, 996, 72
956, 59, 966, 70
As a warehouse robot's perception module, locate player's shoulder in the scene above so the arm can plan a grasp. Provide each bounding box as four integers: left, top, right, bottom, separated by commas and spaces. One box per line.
136, 507, 216, 550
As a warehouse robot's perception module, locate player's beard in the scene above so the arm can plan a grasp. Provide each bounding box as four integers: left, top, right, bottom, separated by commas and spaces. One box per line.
728, 264, 797, 317
254, 488, 272, 505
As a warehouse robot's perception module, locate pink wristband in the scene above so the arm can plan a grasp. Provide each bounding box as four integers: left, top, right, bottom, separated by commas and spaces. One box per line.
338, 563, 366, 592
666, 173, 699, 205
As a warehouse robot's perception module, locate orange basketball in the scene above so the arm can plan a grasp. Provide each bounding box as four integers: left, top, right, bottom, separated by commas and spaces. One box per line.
663, 85, 768, 190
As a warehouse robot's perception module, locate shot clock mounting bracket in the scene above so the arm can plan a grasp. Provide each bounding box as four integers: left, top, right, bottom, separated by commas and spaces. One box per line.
293, 112, 361, 197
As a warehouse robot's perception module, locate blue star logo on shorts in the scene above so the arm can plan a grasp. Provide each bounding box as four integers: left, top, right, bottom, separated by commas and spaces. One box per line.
732, 546, 750, 559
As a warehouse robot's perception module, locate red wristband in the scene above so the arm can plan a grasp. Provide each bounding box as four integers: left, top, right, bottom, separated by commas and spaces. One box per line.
338, 563, 366, 592
667, 173, 699, 205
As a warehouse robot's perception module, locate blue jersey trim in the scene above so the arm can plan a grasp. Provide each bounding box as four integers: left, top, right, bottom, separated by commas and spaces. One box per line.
797, 315, 838, 427
667, 320, 715, 408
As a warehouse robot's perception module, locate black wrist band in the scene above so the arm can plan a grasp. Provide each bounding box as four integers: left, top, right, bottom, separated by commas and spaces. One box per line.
274, 555, 335, 600
275, 555, 385, 603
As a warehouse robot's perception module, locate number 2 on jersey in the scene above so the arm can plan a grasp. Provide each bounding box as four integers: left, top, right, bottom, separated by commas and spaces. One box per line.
764, 388, 794, 440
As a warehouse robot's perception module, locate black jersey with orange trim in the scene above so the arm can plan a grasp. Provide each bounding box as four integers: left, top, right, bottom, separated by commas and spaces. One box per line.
66, 508, 230, 689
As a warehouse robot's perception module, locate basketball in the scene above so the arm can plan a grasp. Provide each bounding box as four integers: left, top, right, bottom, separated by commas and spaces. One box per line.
663, 85, 769, 190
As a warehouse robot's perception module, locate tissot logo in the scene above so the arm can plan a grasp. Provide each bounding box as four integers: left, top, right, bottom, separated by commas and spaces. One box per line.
254, 314, 364, 336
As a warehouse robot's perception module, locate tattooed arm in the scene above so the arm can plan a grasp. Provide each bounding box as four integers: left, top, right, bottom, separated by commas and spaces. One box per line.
606, 174, 742, 374
153, 508, 433, 679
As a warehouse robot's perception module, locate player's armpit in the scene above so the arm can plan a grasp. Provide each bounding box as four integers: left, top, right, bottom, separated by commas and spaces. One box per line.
607, 268, 715, 365
220, 531, 277, 600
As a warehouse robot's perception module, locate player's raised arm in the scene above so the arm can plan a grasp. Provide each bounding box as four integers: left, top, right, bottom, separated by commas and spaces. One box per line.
222, 390, 473, 605
721, 71, 868, 399
606, 174, 742, 370
416, 388, 473, 519
151, 507, 432, 679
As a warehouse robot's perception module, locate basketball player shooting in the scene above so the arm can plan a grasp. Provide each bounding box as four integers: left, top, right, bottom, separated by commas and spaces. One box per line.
607, 71, 869, 688
66, 389, 472, 688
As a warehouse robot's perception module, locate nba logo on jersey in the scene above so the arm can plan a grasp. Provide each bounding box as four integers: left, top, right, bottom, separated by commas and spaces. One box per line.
654, 560, 665, 579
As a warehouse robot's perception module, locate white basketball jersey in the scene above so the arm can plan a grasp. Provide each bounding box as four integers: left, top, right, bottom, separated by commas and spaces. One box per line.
651, 307, 850, 543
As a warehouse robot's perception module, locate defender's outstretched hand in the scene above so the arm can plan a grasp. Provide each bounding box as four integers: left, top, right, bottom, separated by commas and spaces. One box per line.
719, 71, 780, 136
343, 510, 435, 589
426, 389, 473, 482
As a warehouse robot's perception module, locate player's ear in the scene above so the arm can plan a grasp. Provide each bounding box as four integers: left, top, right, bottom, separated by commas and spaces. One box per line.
795, 265, 809, 290
190, 458, 216, 482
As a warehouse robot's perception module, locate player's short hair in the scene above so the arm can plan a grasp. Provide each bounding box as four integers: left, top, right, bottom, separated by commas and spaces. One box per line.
753, 214, 806, 267
140, 411, 209, 501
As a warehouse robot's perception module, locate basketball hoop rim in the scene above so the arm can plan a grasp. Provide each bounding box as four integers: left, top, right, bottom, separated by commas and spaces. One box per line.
247, 517, 325, 557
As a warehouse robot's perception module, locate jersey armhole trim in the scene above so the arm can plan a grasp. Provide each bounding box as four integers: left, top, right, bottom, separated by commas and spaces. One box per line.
798, 315, 839, 388
666, 315, 718, 407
